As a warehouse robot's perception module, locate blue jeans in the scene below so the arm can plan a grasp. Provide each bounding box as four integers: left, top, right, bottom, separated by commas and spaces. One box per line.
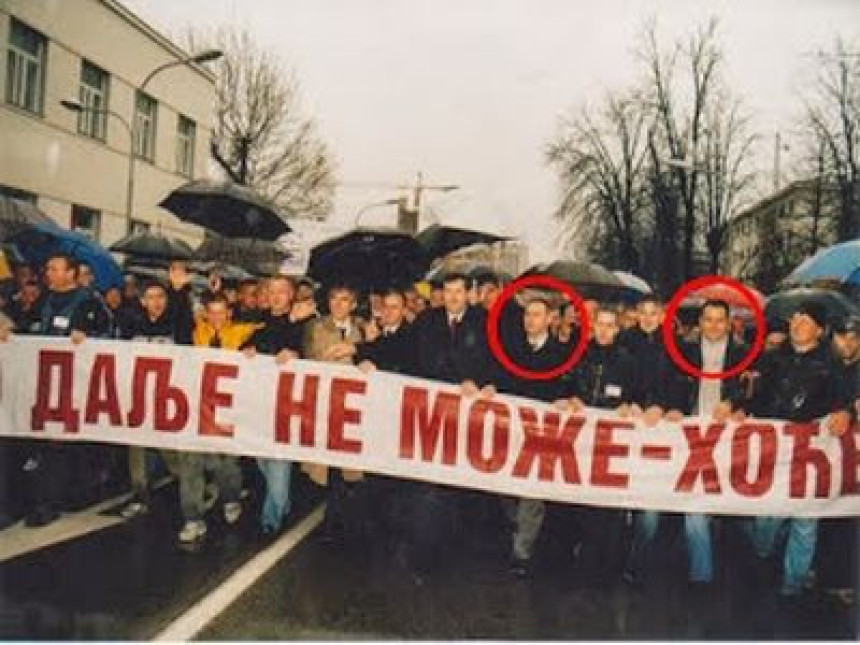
750, 516, 818, 596
627, 511, 713, 583
256, 458, 292, 532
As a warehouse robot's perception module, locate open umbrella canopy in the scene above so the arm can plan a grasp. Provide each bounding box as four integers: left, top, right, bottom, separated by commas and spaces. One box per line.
681, 283, 765, 311
109, 230, 195, 261
765, 287, 860, 328
309, 226, 428, 290
10, 222, 123, 290
193, 233, 291, 275
159, 179, 291, 241
520, 260, 625, 299
0, 197, 55, 241
124, 263, 208, 291
784, 240, 860, 287
612, 271, 653, 294
416, 224, 511, 263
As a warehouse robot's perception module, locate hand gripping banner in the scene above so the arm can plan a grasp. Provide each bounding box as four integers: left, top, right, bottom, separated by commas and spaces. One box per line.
1, 337, 858, 517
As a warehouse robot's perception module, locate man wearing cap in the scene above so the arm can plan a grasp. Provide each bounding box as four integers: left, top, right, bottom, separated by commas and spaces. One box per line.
742, 301, 852, 602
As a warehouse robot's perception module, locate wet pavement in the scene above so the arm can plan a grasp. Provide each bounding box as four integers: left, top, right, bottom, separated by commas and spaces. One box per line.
0, 474, 857, 640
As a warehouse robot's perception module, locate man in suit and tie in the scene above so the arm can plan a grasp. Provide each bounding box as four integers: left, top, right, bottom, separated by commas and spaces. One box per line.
302, 282, 367, 542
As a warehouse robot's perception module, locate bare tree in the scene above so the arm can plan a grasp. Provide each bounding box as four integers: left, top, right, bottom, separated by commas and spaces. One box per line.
698, 95, 758, 273
184, 27, 336, 220
639, 18, 723, 280
801, 37, 860, 242
546, 90, 650, 274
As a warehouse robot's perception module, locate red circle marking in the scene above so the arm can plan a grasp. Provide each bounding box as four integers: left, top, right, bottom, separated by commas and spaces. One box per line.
486, 275, 590, 381
662, 275, 766, 380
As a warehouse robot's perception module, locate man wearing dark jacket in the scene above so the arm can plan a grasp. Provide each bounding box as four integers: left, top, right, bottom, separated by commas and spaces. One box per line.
357, 288, 419, 375
241, 275, 315, 535
119, 280, 193, 518
743, 302, 852, 600
498, 296, 569, 576
562, 307, 637, 586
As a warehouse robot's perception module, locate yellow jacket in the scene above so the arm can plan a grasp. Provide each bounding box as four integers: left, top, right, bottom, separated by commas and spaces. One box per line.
193, 320, 261, 350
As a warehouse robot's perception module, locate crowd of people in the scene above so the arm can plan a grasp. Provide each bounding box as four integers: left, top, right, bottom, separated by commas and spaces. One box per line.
0, 253, 857, 608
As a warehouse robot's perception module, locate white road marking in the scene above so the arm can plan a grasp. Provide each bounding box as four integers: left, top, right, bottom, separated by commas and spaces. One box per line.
153, 503, 326, 642
0, 476, 172, 563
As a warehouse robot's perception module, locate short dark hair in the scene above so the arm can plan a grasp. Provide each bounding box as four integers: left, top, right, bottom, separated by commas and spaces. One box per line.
442, 272, 469, 289
47, 253, 79, 275
475, 273, 500, 288
140, 280, 167, 296
327, 282, 357, 299
203, 292, 230, 309
381, 287, 406, 301
701, 299, 730, 319
637, 295, 664, 308
238, 278, 259, 290
595, 306, 619, 320
525, 296, 553, 312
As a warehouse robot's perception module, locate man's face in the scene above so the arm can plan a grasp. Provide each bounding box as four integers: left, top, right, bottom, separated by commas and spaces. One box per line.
789, 313, 823, 348
296, 284, 314, 303
268, 279, 294, 313
15, 266, 33, 287
404, 290, 419, 312
141, 287, 168, 319
833, 331, 860, 362
20, 283, 40, 307
238, 284, 259, 309
443, 279, 468, 315
430, 287, 444, 308
621, 308, 638, 330
700, 305, 730, 343
46, 258, 75, 291
78, 265, 94, 287
524, 302, 552, 337
381, 293, 407, 328
584, 300, 599, 325
328, 289, 355, 321
105, 288, 122, 310
479, 283, 500, 310
370, 294, 383, 314
124, 277, 138, 299
637, 302, 664, 334
205, 301, 230, 331
562, 306, 577, 328
594, 311, 619, 346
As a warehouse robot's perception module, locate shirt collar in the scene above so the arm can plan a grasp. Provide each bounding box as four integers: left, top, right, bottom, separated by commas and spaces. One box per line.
528, 332, 549, 351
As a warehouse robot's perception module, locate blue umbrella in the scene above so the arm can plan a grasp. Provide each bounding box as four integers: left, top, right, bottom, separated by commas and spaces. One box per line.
785, 240, 860, 286
10, 222, 123, 290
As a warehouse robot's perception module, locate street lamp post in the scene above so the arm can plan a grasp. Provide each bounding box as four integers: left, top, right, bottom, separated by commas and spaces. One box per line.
61, 49, 223, 235
354, 198, 401, 226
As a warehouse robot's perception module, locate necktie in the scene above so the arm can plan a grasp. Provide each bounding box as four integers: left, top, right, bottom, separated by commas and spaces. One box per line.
210, 333, 222, 349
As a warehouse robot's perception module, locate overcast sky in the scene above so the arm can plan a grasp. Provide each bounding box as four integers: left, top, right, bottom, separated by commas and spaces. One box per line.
122, 0, 858, 263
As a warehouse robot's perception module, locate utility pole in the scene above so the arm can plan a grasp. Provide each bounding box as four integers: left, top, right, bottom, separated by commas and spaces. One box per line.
397, 171, 459, 234
773, 132, 790, 192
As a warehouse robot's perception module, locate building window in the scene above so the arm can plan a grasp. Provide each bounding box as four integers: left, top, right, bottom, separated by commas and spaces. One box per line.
176, 115, 196, 176
71, 205, 101, 241
134, 91, 157, 162
0, 184, 37, 203
5, 19, 47, 114
78, 60, 109, 140
129, 219, 150, 235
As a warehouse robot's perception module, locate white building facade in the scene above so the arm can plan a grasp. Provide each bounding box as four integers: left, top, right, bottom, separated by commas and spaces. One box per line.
0, 0, 216, 246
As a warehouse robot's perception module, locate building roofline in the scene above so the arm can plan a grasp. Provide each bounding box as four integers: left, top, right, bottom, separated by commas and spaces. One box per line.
733, 179, 820, 223
101, 0, 216, 85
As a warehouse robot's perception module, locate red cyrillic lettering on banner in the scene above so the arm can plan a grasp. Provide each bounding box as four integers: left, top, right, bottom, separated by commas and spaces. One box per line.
199, 362, 238, 437
30, 350, 79, 433
590, 419, 633, 488
327, 377, 366, 454
729, 423, 777, 497
399, 386, 460, 465
839, 424, 860, 495
675, 424, 723, 494
786, 422, 831, 499
274, 372, 319, 447
512, 408, 582, 484
125, 357, 189, 432
466, 399, 510, 474
84, 354, 122, 425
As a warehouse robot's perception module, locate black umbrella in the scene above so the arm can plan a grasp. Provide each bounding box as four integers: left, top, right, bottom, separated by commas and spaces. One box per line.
765, 287, 860, 328
0, 197, 55, 241
416, 224, 511, 263
109, 231, 195, 261
520, 260, 625, 299
192, 261, 256, 282
159, 179, 291, 241
193, 233, 291, 275
309, 226, 429, 290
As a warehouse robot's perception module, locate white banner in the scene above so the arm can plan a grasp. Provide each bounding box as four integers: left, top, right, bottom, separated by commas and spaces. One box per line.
1, 336, 858, 517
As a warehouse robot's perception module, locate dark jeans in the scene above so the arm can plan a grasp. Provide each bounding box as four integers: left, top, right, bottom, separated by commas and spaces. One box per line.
577, 506, 628, 585
816, 518, 860, 590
